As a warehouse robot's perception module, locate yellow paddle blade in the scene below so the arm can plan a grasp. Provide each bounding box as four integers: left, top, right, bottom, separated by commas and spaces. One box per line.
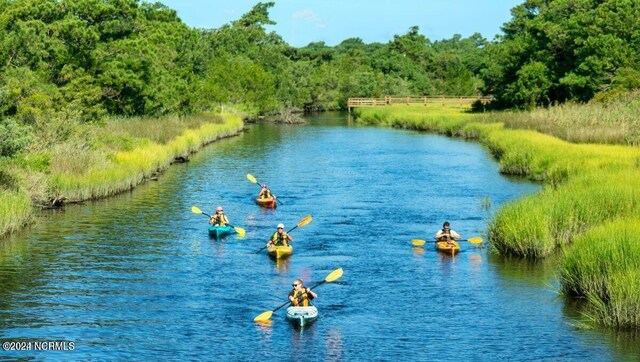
411, 239, 426, 247
234, 227, 246, 237
297, 215, 313, 228
468, 237, 483, 244
254, 310, 273, 322
325, 268, 343, 283
246, 174, 258, 184
191, 206, 203, 214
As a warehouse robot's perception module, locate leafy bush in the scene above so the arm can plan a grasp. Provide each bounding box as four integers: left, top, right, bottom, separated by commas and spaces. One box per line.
0, 119, 32, 157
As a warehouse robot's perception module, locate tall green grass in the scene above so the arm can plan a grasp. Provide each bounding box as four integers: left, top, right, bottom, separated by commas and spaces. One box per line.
102, 113, 226, 145
357, 94, 640, 146
489, 169, 640, 258
50, 114, 243, 202
356, 105, 480, 136
558, 219, 640, 329
480, 94, 640, 146
0, 190, 32, 236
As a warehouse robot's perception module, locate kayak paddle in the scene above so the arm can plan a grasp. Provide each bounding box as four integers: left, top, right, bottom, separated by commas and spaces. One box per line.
247, 173, 284, 205
191, 206, 246, 237
411, 237, 483, 247
254, 268, 343, 323
255, 215, 313, 254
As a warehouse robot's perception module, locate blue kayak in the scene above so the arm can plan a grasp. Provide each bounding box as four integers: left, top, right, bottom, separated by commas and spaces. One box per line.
208, 225, 236, 239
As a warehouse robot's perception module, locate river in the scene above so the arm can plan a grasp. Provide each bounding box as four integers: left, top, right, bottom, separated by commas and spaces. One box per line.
0, 112, 638, 361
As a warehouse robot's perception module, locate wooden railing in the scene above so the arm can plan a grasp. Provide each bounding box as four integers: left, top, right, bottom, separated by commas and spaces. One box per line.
347, 96, 492, 111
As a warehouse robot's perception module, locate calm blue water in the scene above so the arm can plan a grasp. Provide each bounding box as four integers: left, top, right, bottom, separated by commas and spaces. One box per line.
1, 112, 638, 361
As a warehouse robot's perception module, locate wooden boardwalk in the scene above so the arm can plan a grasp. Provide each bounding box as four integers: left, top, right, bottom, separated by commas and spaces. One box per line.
347, 96, 491, 112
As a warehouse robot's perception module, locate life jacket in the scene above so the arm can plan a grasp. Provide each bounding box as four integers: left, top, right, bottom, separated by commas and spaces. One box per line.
438, 229, 452, 241
261, 189, 272, 199
212, 213, 227, 226
290, 288, 313, 307
271, 231, 288, 246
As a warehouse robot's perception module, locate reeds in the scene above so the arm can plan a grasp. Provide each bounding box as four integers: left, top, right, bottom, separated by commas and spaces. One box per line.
489, 169, 640, 258
102, 113, 226, 145
482, 98, 640, 146
0, 190, 32, 236
50, 114, 243, 202
355, 105, 479, 136
558, 219, 640, 329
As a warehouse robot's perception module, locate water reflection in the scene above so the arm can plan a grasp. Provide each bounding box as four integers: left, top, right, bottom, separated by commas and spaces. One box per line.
272, 257, 291, 273
324, 328, 344, 361
489, 253, 559, 286
468, 253, 483, 275
561, 296, 640, 359
437, 252, 459, 264
255, 320, 273, 335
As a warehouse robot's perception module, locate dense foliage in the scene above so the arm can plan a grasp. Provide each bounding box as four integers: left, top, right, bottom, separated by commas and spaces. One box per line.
0, 1, 487, 125
482, 0, 640, 109
1, 0, 639, 176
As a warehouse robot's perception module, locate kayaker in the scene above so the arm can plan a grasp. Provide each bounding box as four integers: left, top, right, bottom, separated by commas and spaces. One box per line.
266, 223, 293, 248
434, 221, 461, 245
289, 279, 317, 307
258, 184, 272, 199
209, 206, 229, 226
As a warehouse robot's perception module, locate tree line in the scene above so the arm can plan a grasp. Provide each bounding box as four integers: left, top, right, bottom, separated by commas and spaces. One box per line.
1, 0, 639, 158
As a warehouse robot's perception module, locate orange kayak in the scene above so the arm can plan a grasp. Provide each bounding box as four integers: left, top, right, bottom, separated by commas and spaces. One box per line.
436, 241, 460, 255
256, 196, 277, 208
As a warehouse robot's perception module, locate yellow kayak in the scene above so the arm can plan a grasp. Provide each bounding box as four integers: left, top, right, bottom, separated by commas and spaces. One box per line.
267, 245, 293, 259
436, 241, 460, 255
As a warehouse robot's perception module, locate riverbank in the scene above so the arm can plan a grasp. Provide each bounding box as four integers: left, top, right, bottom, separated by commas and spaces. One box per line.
0, 112, 244, 238
354, 104, 640, 329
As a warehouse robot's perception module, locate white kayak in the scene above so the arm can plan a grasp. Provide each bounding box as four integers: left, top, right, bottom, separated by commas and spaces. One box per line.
286, 306, 318, 327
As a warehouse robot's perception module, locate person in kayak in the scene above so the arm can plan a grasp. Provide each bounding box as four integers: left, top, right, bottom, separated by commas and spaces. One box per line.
434, 221, 461, 246
266, 223, 293, 248
289, 279, 317, 307
258, 184, 273, 199
209, 206, 229, 226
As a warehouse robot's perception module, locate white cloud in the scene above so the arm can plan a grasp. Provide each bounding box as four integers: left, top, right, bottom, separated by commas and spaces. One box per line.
292, 9, 325, 28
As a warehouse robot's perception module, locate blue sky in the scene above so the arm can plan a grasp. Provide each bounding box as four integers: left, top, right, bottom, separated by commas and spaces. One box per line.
157, 0, 523, 46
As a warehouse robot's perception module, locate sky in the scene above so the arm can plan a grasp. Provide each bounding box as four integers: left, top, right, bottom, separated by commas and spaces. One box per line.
157, 0, 524, 47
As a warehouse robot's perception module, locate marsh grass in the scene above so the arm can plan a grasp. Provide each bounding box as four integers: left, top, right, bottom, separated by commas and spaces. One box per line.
50, 114, 243, 202
489, 169, 640, 258
102, 113, 226, 145
558, 219, 640, 329
479, 196, 491, 211
0, 190, 32, 236
482, 96, 640, 146
355, 105, 479, 136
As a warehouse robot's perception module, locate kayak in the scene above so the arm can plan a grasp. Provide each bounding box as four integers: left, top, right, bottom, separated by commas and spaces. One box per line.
256, 196, 277, 208
286, 306, 318, 328
267, 244, 293, 259
208, 225, 236, 239
436, 240, 460, 255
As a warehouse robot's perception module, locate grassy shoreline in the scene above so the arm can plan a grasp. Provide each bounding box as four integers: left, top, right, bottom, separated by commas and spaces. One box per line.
354, 104, 640, 329
0, 113, 244, 238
